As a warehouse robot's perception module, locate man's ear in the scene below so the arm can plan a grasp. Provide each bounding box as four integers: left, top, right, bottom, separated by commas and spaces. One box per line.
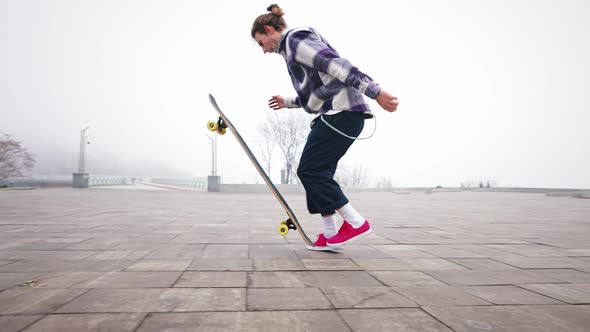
264, 25, 274, 34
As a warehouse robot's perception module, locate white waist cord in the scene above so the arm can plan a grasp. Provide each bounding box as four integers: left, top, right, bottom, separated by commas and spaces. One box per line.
320, 114, 377, 140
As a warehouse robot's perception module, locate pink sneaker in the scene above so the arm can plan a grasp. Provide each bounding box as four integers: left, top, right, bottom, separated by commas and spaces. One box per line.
326, 220, 372, 248
306, 234, 340, 251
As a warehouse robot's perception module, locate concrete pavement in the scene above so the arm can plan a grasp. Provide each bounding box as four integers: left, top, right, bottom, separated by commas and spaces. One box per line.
0, 188, 589, 331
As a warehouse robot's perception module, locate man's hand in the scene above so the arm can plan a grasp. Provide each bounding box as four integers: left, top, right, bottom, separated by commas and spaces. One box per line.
268, 95, 285, 110
376, 90, 399, 112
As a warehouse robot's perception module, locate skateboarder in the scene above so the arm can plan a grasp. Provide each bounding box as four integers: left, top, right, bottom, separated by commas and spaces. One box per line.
251, 4, 399, 250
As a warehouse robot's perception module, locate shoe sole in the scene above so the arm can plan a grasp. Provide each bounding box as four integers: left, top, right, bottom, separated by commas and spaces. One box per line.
326, 228, 373, 249
306, 245, 343, 251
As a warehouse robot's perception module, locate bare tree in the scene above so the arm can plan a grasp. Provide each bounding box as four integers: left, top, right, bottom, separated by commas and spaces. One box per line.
0, 133, 35, 182
375, 176, 394, 190
336, 163, 369, 190
460, 180, 475, 188
259, 111, 309, 184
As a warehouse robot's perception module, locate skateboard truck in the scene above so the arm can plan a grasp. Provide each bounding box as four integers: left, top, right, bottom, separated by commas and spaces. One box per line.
278, 218, 297, 236
207, 117, 228, 135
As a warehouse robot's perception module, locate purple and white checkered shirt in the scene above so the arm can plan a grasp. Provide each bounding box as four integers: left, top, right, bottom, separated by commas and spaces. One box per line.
278, 27, 381, 115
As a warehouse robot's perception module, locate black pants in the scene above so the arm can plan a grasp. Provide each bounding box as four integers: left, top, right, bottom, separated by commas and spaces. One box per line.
297, 111, 365, 215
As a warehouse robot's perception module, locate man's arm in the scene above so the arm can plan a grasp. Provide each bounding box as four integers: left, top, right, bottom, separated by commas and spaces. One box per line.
268, 95, 301, 110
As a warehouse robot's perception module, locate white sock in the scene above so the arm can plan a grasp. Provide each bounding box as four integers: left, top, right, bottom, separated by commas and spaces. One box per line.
336, 203, 365, 228
322, 214, 338, 238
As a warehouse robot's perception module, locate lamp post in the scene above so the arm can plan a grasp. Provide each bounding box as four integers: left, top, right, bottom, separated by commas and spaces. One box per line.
206, 133, 220, 192
78, 126, 90, 173
73, 126, 90, 188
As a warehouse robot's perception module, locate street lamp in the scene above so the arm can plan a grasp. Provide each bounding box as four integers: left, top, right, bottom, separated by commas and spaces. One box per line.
78, 126, 90, 173
206, 133, 220, 192
73, 126, 90, 188
205, 133, 217, 176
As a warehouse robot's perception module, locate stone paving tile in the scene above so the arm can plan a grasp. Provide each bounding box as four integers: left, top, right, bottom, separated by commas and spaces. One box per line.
391, 238, 530, 245
372, 245, 438, 258
247, 288, 332, 310
36, 237, 89, 244
300, 271, 383, 288
414, 245, 487, 258
249, 244, 299, 258
322, 287, 417, 308
425, 269, 563, 285
0, 260, 17, 267
0, 260, 135, 272
0, 272, 45, 290
85, 250, 150, 260
56, 288, 245, 313
485, 244, 574, 257
137, 311, 350, 331
64, 239, 129, 251
392, 286, 492, 306
354, 258, 468, 271
424, 305, 590, 332
142, 245, 206, 259
0, 289, 86, 314
174, 271, 247, 288
0, 251, 100, 260
172, 233, 249, 244
8, 243, 70, 251
0, 241, 39, 251
448, 258, 518, 270
459, 285, 564, 305
24, 313, 147, 332
253, 258, 306, 270
200, 244, 249, 259
338, 308, 453, 332
249, 234, 287, 243
124, 259, 192, 271
524, 268, 590, 283
369, 271, 445, 286
70, 271, 182, 288
0, 315, 43, 332
108, 242, 168, 251
247, 271, 307, 288
301, 258, 362, 270
19, 272, 105, 288
247, 271, 383, 289
189, 258, 254, 271
492, 257, 590, 269
519, 283, 590, 304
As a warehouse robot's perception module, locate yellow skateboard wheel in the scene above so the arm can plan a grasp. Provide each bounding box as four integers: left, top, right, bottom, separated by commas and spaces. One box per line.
280, 220, 287, 225
217, 127, 227, 135
278, 224, 289, 236
207, 121, 218, 131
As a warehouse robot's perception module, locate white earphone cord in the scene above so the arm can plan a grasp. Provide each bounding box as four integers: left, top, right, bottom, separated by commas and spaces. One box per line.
320, 114, 377, 140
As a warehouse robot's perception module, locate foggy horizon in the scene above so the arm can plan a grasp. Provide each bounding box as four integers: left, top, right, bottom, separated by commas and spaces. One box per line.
2, 0, 589, 189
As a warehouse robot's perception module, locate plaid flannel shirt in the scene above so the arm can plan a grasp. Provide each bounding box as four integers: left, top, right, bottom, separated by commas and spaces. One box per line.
278, 27, 381, 115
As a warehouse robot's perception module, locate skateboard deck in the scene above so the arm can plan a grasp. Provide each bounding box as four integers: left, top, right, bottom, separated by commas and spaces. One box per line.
207, 94, 314, 247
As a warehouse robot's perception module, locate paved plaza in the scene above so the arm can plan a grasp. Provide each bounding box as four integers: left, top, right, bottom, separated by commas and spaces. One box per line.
0, 187, 589, 331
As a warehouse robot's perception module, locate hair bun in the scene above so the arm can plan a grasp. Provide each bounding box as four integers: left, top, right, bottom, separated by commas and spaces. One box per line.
267, 4, 284, 17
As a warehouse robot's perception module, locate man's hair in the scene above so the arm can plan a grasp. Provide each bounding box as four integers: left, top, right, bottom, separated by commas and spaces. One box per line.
251, 4, 287, 38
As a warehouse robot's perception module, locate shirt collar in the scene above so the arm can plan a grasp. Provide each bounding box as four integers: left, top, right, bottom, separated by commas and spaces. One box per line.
278, 29, 290, 53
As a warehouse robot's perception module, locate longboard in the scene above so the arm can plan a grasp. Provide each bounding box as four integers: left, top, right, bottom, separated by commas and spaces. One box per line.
207, 94, 314, 247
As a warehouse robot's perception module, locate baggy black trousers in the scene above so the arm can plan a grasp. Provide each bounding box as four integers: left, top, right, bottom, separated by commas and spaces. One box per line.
297, 111, 365, 215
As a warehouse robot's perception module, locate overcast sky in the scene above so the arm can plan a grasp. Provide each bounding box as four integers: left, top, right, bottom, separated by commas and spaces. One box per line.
1, 0, 589, 188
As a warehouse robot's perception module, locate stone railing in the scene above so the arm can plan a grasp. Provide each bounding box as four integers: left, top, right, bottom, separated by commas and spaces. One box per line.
2, 175, 140, 188
89, 175, 132, 186
150, 177, 207, 190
